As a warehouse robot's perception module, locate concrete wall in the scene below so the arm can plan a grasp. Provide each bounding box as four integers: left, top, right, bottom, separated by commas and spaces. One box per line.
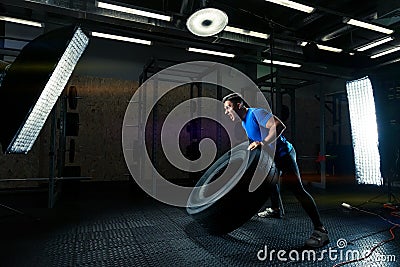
65, 75, 137, 180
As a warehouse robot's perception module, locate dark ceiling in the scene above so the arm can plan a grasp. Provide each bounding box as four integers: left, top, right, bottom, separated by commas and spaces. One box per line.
1, 0, 400, 77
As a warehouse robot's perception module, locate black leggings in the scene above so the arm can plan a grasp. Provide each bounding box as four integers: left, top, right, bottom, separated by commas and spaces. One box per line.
271, 148, 323, 229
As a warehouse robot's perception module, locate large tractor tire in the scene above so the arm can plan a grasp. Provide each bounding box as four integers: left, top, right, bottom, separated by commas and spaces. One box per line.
187, 142, 279, 235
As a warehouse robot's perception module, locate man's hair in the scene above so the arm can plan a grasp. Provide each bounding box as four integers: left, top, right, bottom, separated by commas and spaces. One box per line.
222, 93, 249, 108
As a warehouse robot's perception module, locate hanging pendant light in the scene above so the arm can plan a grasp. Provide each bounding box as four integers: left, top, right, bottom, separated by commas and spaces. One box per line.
186, 8, 228, 37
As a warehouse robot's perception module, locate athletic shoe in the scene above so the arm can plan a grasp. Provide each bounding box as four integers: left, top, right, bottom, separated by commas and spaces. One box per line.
257, 208, 282, 219
305, 229, 330, 248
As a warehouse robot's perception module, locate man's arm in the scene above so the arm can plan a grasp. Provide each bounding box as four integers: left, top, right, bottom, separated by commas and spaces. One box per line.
248, 115, 286, 150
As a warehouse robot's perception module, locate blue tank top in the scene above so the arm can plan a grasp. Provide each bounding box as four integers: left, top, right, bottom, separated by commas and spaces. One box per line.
241, 108, 293, 158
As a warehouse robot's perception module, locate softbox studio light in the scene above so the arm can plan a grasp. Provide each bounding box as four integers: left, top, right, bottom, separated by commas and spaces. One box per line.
346, 76, 383, 185
0, 25, 89, 154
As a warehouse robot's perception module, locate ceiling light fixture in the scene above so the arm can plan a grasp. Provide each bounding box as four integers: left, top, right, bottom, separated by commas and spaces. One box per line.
224, 26, 269, 39
316, 44, 343, 53
344, 18, 394, 34
0, 16, 43, 28
188, 47, 235, 58
262, 59, 301, 68
96, 1, 172, 21
300, 42, 342, 53
91, 32, 152, 45
186, 8, 228, 37
264, 0, 315, 13
370, 46, 400, 59
355, 36, 394, 52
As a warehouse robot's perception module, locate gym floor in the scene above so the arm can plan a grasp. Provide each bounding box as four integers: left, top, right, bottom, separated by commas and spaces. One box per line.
0, 180, 399, 267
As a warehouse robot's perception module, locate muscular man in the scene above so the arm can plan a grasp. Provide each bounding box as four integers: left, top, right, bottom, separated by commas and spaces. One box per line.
222, 93, 329, 248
